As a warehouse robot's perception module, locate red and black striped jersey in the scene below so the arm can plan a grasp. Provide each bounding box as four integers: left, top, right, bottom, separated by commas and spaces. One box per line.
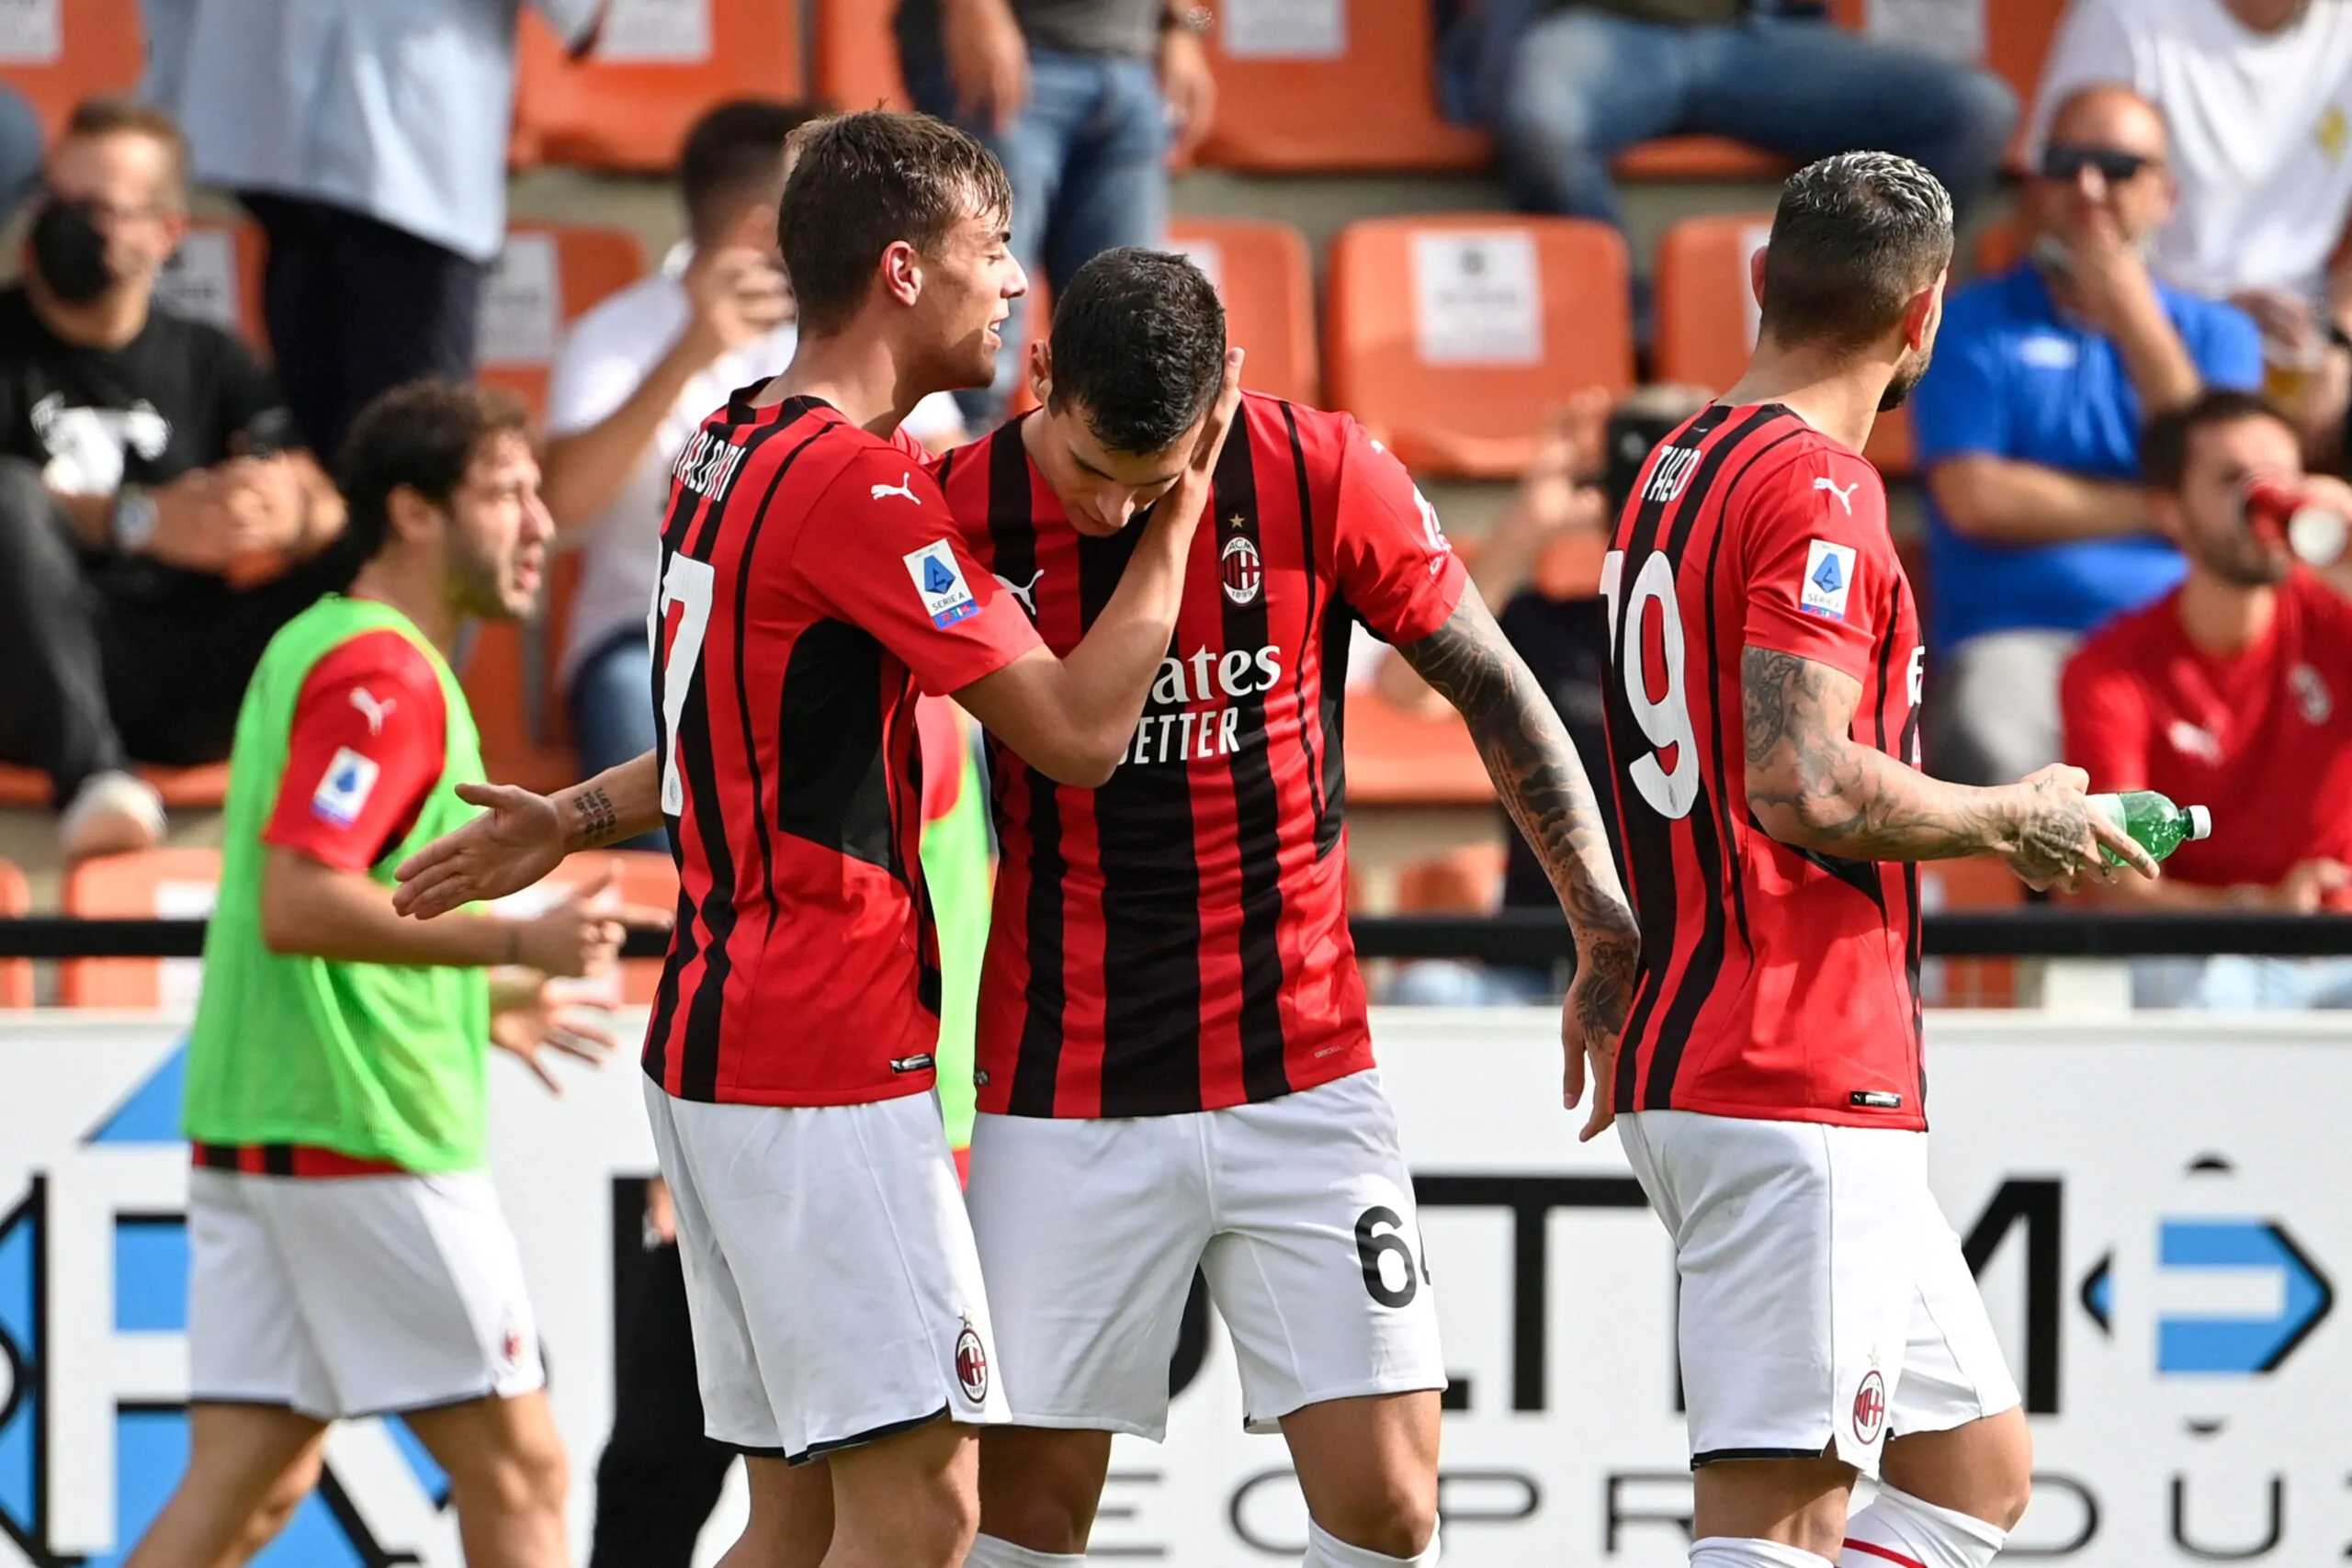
1600, 403, 1928, 1130
641, 394, 1041, 1108
931, 393, 1467, 1118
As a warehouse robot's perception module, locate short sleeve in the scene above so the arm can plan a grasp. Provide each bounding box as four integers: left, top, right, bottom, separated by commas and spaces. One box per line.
206, 330, 300, 457
2025, 0, 2141, 159
799, 447, 1044, 697
263, 632, 449, 871
2060, 632, 2150, 792
1739, 445, 1893, 684
2188, 299, 2266, 393
1907, 310, 2009, 468
1331, 423, 1468, 645
546, 299, 666, 439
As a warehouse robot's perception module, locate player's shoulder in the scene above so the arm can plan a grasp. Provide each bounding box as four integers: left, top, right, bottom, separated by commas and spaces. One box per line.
1735, 416, 1884, 510
804, 418, 952, 515
297, 628, 447, 718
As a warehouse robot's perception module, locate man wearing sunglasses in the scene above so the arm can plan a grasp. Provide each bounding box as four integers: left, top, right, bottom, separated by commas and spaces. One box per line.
1909, 82, 2264, 788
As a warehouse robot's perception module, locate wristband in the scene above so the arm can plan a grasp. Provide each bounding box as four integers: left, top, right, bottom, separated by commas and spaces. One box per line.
111, 486, 157, 553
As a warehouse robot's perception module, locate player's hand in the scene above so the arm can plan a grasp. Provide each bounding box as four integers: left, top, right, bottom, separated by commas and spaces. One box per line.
1141, 346, 1245, 542
682, 244, 791, 359
512, 868, 628, 977
392, 782, 569, 919
2000, 764, 2156, 892
944, 0, 1028, 132
491, 978, 619, 1094
1563, 929, 1635, 1142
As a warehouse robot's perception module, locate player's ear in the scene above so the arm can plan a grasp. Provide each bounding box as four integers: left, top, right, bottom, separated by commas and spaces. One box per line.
1029, 342, 1053, 409
384, 482, 442, 547
879, 238, 923, 310
1901, 277, 1943, 353
1747, 243, 1770, 310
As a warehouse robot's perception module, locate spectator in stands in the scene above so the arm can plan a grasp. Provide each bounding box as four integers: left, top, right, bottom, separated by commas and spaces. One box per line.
2031, 0, 2352, 468
143, 0, 609, 459
542, 100, 967, 847
1911, 84, 2263, 787
2064, 390, 2352, 1007
897, 0, 1215, 423
0, 98, 346, 862
1384, 381, 1707, 1007
1447, 0, 2014, 335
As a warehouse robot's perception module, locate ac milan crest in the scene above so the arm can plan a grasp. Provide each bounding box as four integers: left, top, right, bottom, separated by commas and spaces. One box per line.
1220, 535, 1262, 605
955, 1322, 990, 1404
1851, 1369, 1887, 1444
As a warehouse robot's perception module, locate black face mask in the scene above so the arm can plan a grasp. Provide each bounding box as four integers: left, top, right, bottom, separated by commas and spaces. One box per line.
28, 197, 118, 306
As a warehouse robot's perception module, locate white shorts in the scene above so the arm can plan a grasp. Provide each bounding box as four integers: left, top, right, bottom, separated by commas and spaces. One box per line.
965, 1068, 1447, 1440
1617, 1111, 2020, 1475
187, 1168, 544, 1422
643, 1079, 1009, 1461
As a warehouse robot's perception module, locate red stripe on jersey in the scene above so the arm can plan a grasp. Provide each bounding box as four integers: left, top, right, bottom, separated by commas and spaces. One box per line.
642, 393, 1040, 1109
1841, 1542, 1928, 1568
937, 396, 1459, 1117
1600, 403, 1927, 1130
191, 1143, 408, 1178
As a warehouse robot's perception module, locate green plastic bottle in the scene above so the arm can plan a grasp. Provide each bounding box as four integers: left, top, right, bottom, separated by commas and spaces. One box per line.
2089, 791, 2211, 867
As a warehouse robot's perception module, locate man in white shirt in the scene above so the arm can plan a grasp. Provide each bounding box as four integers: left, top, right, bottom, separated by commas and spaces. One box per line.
2031, 0, 2352, 463
542, 99, 967, 840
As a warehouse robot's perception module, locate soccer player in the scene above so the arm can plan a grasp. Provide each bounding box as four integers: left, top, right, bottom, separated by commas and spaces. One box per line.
390, 111, 1243, 1568
1596, 152, 2158, 1568
128, 381, 628, 1568
927, 246, 1637, 1568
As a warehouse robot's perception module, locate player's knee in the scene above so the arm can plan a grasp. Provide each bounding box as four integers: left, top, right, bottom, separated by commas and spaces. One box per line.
460, 1425, 569, 1519
869, 1477, 980, 1565
978, 1473, 1090, 1554
978, 1432, 1108, 1553
1313, 1483, 1440, 1561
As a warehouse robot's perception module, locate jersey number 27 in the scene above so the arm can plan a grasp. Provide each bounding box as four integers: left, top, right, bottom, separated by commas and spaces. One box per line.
653, 554, 716, 817
1600, 550, 1699, 820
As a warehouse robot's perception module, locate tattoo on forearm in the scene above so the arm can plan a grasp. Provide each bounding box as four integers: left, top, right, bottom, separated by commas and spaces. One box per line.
573, 787, 621, 848
1739, 646, 2074, 865
1398, 594, 1638, 1035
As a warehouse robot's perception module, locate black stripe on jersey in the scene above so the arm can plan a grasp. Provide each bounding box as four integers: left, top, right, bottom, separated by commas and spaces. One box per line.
1279, 402, 1340, 852
1081, 520, 1205, 1116
673, 407, 819, 1100
1637, 406, 1784, 1111
985, 427, 1066, 1117
1315, 595, 1354, 860
1214, 425, 1294, 1105
774, 622, 894, 868
1607, 404, 1732, 1110
735, 422, 836, 923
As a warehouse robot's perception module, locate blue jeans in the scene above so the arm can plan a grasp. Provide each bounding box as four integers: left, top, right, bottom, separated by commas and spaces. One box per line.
569, 629, 670, 854
1498, 14, 2017, 234
0, 82, 41, 219
909, 48, 1169, 425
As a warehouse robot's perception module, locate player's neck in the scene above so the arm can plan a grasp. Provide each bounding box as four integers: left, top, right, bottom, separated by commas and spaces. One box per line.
2177, 570, 2278, 658
761, 325, 931, 438
345, 558, 458, 655
1722, 344, 1883, 456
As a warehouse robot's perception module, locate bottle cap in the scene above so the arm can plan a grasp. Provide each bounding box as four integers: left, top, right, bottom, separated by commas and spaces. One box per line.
2187, 804, 2212, 840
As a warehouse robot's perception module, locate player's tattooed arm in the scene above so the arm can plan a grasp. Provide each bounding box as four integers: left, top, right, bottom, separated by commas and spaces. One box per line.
1739, 646, 2155, 885
1396, 590, 1640, 1011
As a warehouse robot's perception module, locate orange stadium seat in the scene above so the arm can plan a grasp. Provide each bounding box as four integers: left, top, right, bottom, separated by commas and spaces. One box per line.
1194, 0, 1488, 172
477, 222, 650, 422
814, 0, 913, 111
59, 847, 222, 1010
0, 857, 28, 1008
1394, 842, 1506, 914
1615, 137, 1792, 182
1326, 216, 1633, 478
1653, 212, 1916, 473
154, 219, 271, 356
0, 0, 141, 142
512, 0, 805, 173
1918, 854, 2024, 1009
0, 762, 231, 810
1167, 219, 1318, 404
1343, 688, 1491, 807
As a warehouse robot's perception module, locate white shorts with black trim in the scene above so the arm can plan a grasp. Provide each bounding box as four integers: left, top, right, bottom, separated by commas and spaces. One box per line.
964, 1068, 1448, 1441
643, 1078, 1009, 1461
187, 1168, 544, 1421
1617, 1110, 2021, 1475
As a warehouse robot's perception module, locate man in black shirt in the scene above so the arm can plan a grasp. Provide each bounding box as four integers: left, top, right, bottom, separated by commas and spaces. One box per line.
0, 97, 347, 860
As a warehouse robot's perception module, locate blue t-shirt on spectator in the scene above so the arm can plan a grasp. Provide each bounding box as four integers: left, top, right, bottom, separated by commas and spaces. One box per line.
1911, 263, 2262, 651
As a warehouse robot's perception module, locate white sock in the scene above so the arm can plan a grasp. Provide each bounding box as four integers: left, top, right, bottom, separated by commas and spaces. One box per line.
964, 1535, 1083, 1567
1690, 1538, 1835, 1568
1838, 1486, 2007, 1568
1303, 1517, 1441, 1566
